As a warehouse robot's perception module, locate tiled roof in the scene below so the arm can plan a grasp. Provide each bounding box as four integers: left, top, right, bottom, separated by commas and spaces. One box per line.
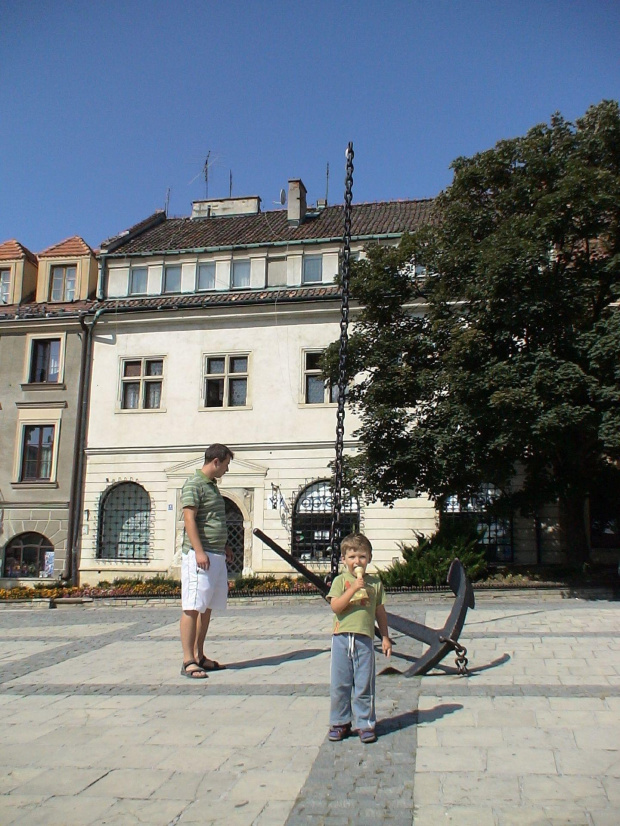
38, 236, 94, 258
0, 239, 38, 264
0, 299, 96, 321
98, 285, 341, 312
103, 199, 436, 256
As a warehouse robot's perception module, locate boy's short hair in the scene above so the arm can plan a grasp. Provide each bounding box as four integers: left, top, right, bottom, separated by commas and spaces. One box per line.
340, 533, 373, 556
204, 443, 234, 464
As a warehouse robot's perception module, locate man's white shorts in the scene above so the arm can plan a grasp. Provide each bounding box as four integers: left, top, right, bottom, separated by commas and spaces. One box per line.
181, 550, 228, 613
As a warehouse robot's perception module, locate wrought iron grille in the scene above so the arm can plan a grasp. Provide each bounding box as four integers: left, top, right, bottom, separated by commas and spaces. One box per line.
98, 482, 151, 560
224, 498, 244, 575
293, 480, 359, 562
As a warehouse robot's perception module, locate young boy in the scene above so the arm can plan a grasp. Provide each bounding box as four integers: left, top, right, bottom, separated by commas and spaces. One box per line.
327, 533, 392, 743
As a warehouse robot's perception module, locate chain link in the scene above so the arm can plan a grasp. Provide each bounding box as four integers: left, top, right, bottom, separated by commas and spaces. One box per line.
329, 142, 355, 581
439, 636, 469, 676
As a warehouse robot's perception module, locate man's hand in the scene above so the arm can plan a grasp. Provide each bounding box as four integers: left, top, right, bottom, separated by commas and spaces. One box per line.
195, 549, 209, 570
225, 544, 234, 564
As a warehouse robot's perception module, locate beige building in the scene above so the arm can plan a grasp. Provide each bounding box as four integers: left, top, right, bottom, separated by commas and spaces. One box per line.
0, 237, 97, 585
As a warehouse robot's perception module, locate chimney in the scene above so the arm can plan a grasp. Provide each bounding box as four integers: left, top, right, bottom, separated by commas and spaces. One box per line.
287, 179, 307, 225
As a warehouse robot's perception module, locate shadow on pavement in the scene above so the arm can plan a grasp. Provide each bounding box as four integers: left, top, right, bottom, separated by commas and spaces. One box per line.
225, 647, 328, 669
377, 702, 464, 735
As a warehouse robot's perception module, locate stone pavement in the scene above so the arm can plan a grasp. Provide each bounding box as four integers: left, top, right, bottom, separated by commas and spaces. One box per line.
0, 593, 618, 825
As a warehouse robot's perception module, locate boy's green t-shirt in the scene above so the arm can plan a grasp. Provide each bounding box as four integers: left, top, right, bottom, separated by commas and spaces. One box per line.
327, 572, 385, 638
180, 470, 227, 555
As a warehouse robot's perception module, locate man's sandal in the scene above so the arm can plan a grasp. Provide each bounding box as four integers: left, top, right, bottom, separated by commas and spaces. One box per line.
358, 729, 377, 744
197, 656, 226, 672
181, 660, 208, 679
328, 724, 351, 741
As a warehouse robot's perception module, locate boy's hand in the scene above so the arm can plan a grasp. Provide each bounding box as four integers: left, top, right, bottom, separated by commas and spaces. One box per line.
382, 636, 392, 657
195, 549, 209, 570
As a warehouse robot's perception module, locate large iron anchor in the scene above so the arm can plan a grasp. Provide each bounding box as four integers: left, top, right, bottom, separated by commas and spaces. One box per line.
252, 528, 475, 676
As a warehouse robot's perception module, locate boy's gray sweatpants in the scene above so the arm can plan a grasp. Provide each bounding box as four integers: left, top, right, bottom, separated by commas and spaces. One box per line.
330, 632, 376, 731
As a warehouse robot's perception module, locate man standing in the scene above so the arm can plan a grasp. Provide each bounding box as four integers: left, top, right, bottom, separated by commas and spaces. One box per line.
180, 443, 234, 678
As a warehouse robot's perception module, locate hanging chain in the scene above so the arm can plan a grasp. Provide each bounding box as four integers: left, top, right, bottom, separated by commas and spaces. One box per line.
329, 142, 355, 581
439, 636, 469, 676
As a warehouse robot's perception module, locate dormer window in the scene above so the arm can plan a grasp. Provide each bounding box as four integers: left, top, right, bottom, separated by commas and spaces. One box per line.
50, 265, 76, 302
197, 263, 216, 291
129, 267, 147, 295
164, 265, 181, 294
0, 269, 10, 304
232, 260, 250, 289
303, 255, 322, 284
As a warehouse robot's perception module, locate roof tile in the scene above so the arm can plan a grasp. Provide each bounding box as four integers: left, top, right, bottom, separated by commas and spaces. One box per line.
0, 239, 38, 264
38, 236, 94, 258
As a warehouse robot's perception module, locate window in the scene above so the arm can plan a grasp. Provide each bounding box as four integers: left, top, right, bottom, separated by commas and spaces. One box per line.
589, 471, 620, 549
303, 255, 322, 284
50, 265, 76, 302
204, 354, 248, 408
29, 339, 61, 383
20, 425, 55, 481
98, 482, 151, 560
224, 498, 244, 575
3, 532, 54, 578
441, 484, 513, 562
267, 257, 287, 287
164, 265, 181, 293
0, 268, 10, 304
129, 267, 147, 295
303, 351, 337, 404
292, 480, 360, 561
232, 260, 250, 289
197, 262, 216, 291
120, 358, 164, 410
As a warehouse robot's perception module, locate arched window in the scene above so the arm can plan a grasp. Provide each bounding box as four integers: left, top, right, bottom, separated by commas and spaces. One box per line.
98, 482, 151, 560
292, 480, 360, 561
3, 532, 54, 578
224, 498, 245, 575
441, 484, 513, 562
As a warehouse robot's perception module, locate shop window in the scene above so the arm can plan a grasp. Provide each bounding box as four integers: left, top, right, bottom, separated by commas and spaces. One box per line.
3, 532, 54, 578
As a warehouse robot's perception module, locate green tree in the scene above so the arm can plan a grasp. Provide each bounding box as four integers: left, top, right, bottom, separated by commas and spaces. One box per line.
328, 101, 620, 566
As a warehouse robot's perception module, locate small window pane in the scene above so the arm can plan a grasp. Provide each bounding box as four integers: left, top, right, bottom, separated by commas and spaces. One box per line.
305, 352, 322, 370
232, 260, 250, 289
198, 263, 215, 291
206, 378, 224, 407
144, 381, 162, 409
130, 268, 147, 295
65, 267, 76, 301
303, 256, 322, 284
0, 270, 10, 304
124, 361, 142, 377
164, 266, 181, 293
146, 360, 163, 376
229, 378, 247, 406
122, 383, 140, 409
207, 357, 225, 374
230, 356, 247, 373
306, 375, 325, 404
51, 268, 64, 301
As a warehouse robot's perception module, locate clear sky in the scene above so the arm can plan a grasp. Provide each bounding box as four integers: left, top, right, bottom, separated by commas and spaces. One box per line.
1, 1, 619, 252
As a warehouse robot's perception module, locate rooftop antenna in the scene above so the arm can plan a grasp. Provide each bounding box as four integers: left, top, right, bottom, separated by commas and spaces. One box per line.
204, 151, 210, 199
164, 187, 171, 216
229, 169, 233, 198
325, 162, 330, 205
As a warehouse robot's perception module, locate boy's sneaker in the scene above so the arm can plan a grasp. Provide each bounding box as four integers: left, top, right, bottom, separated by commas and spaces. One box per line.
358, 729, 377, 744
328, 723, 351, 741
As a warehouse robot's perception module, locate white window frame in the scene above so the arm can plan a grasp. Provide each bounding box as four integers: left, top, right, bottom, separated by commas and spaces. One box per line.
302, 255, 323, 284
0, 268, 11, 304
202, 352, 250, 409
22, 333, 66, 386
128, 267, 148, 296
163, 264, 182, 294
197, 262, 216, 292
302, 349, 337, 405
231, 260, 251, 289
49, 264, 77, 302
118, 356, 166, 412
13, 406, 63, 486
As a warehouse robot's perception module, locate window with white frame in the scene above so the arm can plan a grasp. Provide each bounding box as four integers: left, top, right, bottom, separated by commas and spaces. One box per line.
50, 264, 76, 302
197, 262, 216, 291
164, 265, 181, 293
231, 260, 250, 289
120, 358, 164, 410
0, 268, 10, 304
303, 255, 322, 284
203, 354, 248, 408
303, 351, 337, 404
20, 424, 55, 481
28, 338, 61, 383
129, 267, 147, 295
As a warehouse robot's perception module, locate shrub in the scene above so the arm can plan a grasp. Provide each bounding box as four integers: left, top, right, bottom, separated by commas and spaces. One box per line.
378, 523, 488, 588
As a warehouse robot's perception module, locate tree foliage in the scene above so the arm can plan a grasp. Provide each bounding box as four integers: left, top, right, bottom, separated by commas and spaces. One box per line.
326, 101, 620, 565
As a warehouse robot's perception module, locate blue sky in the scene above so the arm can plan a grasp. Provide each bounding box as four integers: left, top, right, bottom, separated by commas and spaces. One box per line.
1, 1, 619, 252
